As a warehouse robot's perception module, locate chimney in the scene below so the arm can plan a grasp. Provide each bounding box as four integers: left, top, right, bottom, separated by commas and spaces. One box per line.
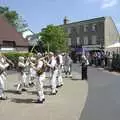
63, 16, 69, 25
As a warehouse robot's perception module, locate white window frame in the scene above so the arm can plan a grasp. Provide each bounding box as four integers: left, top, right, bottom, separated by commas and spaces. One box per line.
67, 28, 71, 34
84, 36, 88, 45
68, 38, 71, 46
92, 24, 96, 31
77, 37, 80, 45
84, 24, 88, 32
92, 35, 97, 45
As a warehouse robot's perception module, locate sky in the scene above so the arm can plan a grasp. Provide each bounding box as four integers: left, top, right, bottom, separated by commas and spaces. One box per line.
0, 0, 120, 33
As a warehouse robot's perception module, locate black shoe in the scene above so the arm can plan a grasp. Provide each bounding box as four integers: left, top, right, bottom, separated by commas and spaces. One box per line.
36, 99, 44, 104
21, 88, 27, 92
57, 84, 63, 88
0, 96, 8, 100
51, 90, 58, 95
29, 82, 34, 87
51, 92, 56, 95
56, 85, 60, 88
65, 75, 67, 78
16, 91, 22, 94
42, 98, 45, 102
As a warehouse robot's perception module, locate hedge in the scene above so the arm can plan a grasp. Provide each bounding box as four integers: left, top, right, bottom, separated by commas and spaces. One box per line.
3, 52, 33, 69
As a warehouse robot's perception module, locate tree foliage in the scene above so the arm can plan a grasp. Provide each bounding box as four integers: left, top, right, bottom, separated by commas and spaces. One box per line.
0, 6, 28, 32
39, 25, 68, 52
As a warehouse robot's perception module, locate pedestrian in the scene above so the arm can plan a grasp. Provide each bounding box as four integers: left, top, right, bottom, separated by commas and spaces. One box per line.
64, 53, 72, 78
81, 54, 89, 80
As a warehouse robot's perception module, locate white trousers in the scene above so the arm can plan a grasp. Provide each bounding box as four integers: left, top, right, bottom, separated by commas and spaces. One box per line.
36, 73, 45, 101
0, 75, 4, 97
51, 69, 58, 93
28, 68, 36, 84
17, 72, 28, 91
57, 65, 63, 86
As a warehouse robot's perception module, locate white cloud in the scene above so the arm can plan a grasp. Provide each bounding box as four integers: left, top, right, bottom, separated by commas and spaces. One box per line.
101, 0, 118, 9
86, 0, 118, 9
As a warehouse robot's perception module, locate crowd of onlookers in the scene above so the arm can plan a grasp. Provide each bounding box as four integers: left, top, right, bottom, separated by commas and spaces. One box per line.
71, 50, 120, 72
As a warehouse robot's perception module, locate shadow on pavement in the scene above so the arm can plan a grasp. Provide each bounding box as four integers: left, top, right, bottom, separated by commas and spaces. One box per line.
5, 89, 19, 94
43, 85, 51, 89
11, 98, 36, 104
27, 90, 52, 96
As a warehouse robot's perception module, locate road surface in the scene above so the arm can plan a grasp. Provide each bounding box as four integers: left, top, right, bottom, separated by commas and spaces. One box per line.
80, 67, 120, 120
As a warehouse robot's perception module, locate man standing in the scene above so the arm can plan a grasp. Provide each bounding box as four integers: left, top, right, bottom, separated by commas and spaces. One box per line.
81, 54, 89, 80
64, 53, 72, 78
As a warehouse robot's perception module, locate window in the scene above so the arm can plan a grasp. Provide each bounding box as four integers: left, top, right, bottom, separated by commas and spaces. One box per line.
77, 37, 80, 45
3, 41, 15, 47
84, 24, 88, 32
92, 35, 97, 44
68, 38, 71, 46
84, 36, 88, 45
92, 24, 97, 31
67, 28, 71, 34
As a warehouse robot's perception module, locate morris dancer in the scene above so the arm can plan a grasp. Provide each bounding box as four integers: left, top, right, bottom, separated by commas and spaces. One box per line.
31, 53, 46, 103
56, 53, 63, 87
17, 56, 28, 93
44, 52, 58, 95
0, 53, 9, 100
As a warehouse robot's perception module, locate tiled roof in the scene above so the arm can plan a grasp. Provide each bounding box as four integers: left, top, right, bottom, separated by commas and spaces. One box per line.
0, 15, 28, 47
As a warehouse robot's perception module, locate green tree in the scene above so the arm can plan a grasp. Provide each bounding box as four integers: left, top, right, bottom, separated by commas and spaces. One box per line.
0, 6, 28, 32
39, 25, 68, 52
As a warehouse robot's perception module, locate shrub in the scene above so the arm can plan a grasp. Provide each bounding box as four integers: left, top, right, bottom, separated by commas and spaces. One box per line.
2, 52, 33, 69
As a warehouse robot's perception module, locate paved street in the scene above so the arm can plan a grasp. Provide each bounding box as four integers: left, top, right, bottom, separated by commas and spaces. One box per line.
0, 64, 88, 120
80, 67, 120, 120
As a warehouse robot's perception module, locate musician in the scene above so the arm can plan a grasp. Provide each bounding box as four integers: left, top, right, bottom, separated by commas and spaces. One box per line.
31, 53, 46, 103
17, 56, 27, 93
0, 53, 9, 100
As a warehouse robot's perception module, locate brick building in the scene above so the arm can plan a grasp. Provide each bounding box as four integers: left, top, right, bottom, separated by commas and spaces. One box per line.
61, 16, 120, 53
0, 16, 28, 52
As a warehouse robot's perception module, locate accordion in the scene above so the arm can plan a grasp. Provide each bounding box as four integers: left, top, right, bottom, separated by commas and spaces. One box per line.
37, 63, 46, 76
37, 69, 44, 76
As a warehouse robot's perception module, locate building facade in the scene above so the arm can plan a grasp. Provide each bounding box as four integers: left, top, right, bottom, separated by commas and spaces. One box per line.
0, 16, 28, 52
61, 16, 120, 53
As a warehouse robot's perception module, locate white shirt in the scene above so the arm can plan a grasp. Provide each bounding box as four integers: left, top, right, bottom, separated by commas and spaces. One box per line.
0, 62, 9, 70
37, 60, 43, 69
18, 62, 25, 68
58, 54, 63, 64
50, 56, 56, 68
